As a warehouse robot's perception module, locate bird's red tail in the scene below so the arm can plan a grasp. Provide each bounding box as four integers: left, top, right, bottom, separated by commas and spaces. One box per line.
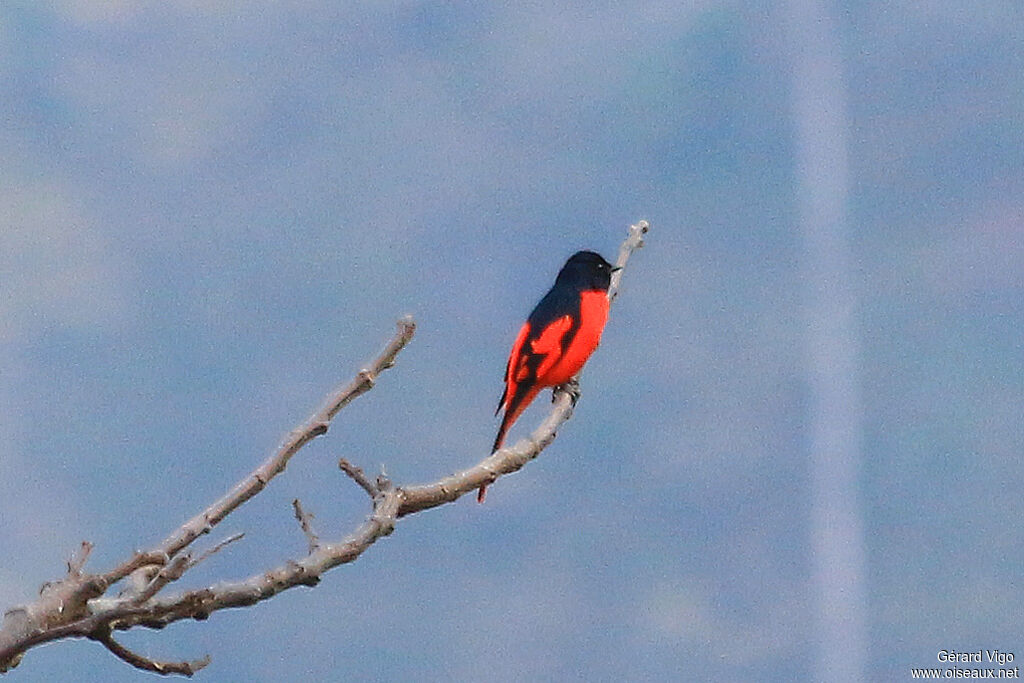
479, 384, 542, 504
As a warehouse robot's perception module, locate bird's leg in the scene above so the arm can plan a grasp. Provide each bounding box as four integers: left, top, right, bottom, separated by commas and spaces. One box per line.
556, 376, 582, 407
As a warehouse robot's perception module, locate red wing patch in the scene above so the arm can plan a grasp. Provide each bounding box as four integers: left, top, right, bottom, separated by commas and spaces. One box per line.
530, 315, 573, 379
497, 322, 531, 415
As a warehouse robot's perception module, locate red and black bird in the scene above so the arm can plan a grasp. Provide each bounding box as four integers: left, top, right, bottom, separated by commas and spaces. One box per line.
481, 250, 618, 502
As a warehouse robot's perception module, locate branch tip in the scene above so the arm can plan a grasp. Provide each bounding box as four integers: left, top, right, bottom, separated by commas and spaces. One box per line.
376, 466, 392, 488
339, 458, 378, 498
94, 627, 210, 677
291, 499, 320, 553
189, 533, 245, 571
67, 541, 94, 577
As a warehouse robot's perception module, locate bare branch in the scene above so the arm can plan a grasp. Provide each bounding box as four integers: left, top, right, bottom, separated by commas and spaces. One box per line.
0, 317, 416, 673
189, 533, 245, 571
67, 542, 94, 577
32, 486, 406, 636
338, 458, 378, 498
398, 385, 577, 514
92, 627, 210, 677
154, 315, 416, 563
609, 219, 648, 303
292, 500, 320, 553
0, 220, 648, 676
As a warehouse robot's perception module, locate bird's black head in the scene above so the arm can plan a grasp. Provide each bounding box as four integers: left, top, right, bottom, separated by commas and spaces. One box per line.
556, 250, 618, 291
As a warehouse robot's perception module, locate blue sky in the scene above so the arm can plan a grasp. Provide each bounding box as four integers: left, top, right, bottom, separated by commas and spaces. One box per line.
2, 2, 1022, 681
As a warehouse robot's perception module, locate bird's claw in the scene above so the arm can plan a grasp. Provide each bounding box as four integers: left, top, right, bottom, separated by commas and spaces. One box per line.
556, 377, 581, 407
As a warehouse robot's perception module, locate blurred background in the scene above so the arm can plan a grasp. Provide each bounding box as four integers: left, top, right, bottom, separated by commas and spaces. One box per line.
2, 2, 1021, 681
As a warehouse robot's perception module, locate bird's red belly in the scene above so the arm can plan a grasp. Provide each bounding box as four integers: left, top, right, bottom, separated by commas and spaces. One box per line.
542, 290, 609, 386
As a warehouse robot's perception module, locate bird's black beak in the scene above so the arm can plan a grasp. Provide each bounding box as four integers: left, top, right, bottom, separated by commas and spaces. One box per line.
610, 266, 623, 273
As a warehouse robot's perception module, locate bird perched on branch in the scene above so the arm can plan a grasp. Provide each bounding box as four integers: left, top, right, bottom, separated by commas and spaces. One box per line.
482, 250, 618, 502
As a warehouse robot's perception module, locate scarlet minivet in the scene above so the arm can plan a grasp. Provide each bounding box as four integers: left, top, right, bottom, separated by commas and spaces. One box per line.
482, 250, 618, 502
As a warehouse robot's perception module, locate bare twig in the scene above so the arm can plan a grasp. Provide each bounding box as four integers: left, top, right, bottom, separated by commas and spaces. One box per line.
188, 533, 245, 571
0, 221, 648, 677
67, 542, 94, 577
338, 458, 379, 498
609, 219, 648, 303
292, 500, 320, 553
92, 626, 210, 677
